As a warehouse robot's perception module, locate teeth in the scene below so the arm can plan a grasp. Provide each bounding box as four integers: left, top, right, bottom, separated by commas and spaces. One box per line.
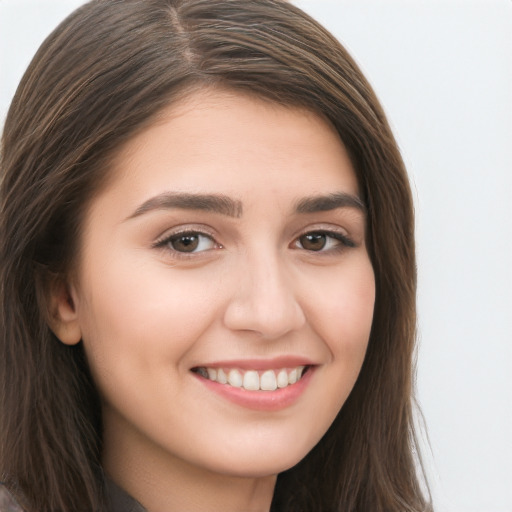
228, 369, 242, 387
277, 369, 288, 388
243, 370, 260, 391
217, 368, 227, 384
195, 365, 307, 391
260, 370, 277, 391
197, 367, 208, 378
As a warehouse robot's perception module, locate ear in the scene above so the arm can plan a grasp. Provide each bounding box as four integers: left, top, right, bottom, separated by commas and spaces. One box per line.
47, 277, 82, 346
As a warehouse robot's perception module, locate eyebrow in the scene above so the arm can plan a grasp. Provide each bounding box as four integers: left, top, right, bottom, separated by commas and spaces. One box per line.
127, 190, 365, 221
294, 192, 366, 214
127, 192, 243, 219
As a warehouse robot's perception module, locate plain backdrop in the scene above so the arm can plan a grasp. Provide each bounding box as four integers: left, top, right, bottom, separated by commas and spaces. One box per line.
1, 1, 511, 511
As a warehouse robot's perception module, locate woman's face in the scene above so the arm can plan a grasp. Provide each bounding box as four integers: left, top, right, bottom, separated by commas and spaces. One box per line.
63, 90, 375, 480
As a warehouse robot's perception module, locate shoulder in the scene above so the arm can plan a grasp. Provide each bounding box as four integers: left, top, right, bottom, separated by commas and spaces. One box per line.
0, 484, 24, 512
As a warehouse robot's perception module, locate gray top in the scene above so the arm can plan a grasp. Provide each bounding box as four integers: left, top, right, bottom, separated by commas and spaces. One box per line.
0, 479, 146, 512
105, 478, 147, 512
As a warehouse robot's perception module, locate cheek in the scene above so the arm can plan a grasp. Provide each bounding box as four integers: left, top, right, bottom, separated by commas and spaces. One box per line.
301, 260, 375, 413
75, 257, 224, 382
304, 259, 375, 356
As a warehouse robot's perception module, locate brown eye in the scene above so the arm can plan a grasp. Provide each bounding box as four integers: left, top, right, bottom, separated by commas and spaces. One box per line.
170, 234, 200, 252
295, 231, 355, 253
299, 233, 327, 251
163, 232, 217, 253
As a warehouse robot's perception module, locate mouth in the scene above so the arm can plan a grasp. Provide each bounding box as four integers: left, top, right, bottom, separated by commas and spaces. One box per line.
191, 365, 311, 391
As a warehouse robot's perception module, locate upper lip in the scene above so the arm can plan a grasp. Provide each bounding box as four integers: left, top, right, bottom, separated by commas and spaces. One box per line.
191, 356, 317, 371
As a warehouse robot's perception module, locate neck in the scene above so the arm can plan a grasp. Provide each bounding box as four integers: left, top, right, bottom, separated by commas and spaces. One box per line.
102, 411, 277, 512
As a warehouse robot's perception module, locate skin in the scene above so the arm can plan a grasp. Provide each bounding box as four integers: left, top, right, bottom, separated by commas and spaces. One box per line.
51, 90, 375, 512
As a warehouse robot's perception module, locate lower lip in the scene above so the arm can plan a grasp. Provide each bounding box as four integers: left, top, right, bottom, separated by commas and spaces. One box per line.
193, 368, 314, 411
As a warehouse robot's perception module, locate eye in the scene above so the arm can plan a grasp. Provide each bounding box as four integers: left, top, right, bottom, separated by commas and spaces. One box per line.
156, 231, 218, 254
294, 231, 355, 252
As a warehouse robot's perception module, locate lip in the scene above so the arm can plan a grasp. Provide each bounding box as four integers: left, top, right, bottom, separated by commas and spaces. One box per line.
193, 355, 316, 371
192, 364, 316, 412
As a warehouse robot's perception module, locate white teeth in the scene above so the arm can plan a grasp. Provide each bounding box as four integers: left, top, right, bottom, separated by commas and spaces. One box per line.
260, 370, 277, 391
195, 365, 308, 391
217, 368, 227, 384
195, 366, 306, 391
228, 369, 242, 387
277, 369, 288, 388
243, 370, 260, 391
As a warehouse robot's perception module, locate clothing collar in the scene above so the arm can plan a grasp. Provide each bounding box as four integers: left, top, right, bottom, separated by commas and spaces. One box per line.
0, 478, 146, 512
105, 478, 147, 512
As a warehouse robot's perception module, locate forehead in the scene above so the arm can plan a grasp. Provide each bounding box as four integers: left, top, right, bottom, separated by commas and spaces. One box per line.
94, 88, 360, 215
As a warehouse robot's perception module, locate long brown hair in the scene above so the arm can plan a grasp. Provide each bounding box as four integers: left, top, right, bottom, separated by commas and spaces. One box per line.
0, 1, 431, 510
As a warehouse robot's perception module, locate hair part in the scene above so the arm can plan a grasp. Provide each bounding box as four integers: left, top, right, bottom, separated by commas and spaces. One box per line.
1, 1, 431, 510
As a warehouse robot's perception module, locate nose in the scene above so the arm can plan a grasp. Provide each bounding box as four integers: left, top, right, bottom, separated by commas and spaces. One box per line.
223, 253, 306, 340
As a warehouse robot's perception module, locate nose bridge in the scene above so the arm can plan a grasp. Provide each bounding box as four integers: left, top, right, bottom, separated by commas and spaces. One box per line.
223, 248, 306, 339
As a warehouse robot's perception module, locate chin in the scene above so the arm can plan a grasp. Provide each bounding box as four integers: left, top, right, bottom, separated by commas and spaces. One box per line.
200, 433, 320, 479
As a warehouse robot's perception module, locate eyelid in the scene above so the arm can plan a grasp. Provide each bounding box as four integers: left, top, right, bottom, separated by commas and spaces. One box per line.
153, 225, 217, 246
294, 222, 352, 239
292, 225, 357, 252
152, 225, 222, 259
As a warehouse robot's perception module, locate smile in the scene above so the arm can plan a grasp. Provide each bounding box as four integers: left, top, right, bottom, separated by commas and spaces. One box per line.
192, 366, 309, 391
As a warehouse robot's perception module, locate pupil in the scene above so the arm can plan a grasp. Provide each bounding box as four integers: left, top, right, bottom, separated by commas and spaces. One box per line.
173, 235, 199, 252
301, 233, 326, 251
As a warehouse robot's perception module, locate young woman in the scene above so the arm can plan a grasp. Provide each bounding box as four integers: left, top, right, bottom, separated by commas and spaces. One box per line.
0, 1, 431, 511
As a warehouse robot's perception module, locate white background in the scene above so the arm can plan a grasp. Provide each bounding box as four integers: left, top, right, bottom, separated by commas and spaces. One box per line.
1, 1, 511, 511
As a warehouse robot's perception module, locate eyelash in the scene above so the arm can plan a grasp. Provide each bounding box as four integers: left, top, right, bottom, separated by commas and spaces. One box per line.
153, 229, 220, 259
294, 230, 356, 253
153, 228, 355, 259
